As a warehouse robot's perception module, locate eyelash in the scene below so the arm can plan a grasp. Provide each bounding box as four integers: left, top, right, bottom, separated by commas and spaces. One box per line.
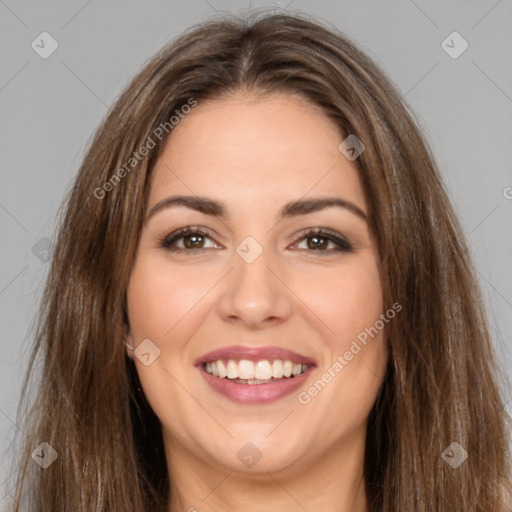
158, 226, 353, 254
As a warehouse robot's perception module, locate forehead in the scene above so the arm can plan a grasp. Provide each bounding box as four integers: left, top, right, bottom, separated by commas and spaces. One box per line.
148, 92, 367, 215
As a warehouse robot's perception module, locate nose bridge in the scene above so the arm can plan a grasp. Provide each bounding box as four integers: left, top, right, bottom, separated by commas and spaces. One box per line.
232, 235, 278, 300
215, 234, 293, 327
235, 236, 274, 285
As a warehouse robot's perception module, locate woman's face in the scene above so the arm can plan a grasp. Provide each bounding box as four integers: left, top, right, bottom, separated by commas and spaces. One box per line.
126, 92, 388, 476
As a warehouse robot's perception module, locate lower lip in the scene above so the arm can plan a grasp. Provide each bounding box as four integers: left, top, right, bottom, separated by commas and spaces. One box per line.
198, 365, 313, 404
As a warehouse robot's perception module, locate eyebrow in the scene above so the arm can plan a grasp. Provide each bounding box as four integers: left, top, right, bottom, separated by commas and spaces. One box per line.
146, 195, 368, 223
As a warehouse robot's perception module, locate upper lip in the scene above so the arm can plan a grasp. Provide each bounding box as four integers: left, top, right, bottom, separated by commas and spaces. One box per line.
195, 345, 317, 366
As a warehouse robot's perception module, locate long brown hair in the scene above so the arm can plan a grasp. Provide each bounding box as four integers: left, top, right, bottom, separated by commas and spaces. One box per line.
12, 11, 510, 511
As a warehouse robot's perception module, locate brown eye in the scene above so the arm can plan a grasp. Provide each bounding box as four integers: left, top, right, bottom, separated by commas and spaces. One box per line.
181, 233, 206, 249
160, 227, 220, 252
306, 235, 330, 250
294, 228, 353, 253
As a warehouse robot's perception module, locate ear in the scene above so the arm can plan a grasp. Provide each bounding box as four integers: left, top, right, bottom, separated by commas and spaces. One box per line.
125, 332, 135, 360
122, 297, 135, 359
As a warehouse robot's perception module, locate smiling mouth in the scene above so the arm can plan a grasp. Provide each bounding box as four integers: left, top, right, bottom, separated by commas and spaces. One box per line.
203, 359, 309, 384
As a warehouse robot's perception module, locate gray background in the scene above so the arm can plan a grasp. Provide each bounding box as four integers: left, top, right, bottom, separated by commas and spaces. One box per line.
1, 0, 511, 505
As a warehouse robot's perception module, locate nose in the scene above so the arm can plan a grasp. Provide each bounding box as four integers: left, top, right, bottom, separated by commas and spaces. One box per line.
215, 243, 294, 329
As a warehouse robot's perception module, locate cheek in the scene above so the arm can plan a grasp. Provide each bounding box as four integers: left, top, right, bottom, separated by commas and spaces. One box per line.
294, 256, 387, 401
294, 261, 387, 433
125, 259, 211, 421
126, 257, 211, 342
293, 256, 383, 352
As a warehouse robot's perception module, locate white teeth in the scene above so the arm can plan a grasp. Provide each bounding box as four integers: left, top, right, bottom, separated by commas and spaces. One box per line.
272, 360, 284, 378
238, 359, 255, 380
254, 360, 272, 380
217, 360, 226, 378
226, 360, 238, 379
204, 358, 308, 381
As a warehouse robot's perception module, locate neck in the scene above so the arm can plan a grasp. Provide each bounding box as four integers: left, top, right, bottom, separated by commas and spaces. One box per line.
165, 432, 368, 512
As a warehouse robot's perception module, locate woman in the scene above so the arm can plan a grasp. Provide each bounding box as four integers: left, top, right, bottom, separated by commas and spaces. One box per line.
12, 12, 510, 512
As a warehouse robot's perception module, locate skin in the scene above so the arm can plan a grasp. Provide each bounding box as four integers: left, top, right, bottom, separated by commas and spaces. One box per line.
126, 91, 388, 512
